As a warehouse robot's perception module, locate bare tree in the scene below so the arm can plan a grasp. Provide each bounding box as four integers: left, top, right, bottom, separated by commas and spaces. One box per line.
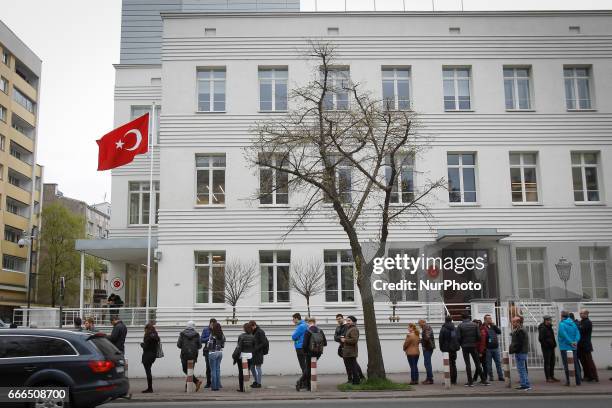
291, 258, 325, 317
246, 41, 444, 379
222, 259, 257, 323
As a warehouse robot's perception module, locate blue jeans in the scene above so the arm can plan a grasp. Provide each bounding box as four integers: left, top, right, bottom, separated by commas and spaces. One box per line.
423, 350, 433, 380
515, 353, 530, 388
486, 348, 504, 380
560, 349, 581, 385
208, 351, 223, 390
407, 355, 419, 382
250, 364, 262, 385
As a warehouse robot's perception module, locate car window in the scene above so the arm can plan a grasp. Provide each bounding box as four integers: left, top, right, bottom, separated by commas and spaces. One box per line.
0, 336, 76, 358
90, 337, 121, 359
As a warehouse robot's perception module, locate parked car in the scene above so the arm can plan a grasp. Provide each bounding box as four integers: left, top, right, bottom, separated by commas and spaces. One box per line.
0, 329, 129, 407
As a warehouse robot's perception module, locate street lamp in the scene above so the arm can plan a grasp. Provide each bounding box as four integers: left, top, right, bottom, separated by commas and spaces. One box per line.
18, 226, 38, 326
555, 257, 572, 299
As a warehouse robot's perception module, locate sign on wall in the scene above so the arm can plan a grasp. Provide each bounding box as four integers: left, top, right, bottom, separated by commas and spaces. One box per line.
110, 277, 124, 291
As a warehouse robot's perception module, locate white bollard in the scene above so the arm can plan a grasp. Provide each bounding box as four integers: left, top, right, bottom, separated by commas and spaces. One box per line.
443, 352, 451, 389
310, 356, 318, 392
502, 351, 512, 388
185, 360, 195, 393
242, 357, 251, 392
568, 351, 576, 387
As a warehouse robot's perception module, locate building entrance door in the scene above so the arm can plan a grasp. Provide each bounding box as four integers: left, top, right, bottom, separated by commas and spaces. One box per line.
442, 249, 498, 304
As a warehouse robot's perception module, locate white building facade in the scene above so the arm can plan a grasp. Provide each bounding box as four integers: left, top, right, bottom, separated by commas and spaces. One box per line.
80, 6, 612, 377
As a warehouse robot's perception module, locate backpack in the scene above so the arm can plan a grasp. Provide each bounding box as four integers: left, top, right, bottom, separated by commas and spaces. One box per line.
309, 330, 325, 354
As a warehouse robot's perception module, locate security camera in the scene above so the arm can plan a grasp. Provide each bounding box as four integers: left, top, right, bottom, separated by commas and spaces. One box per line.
17, 238, 27, 248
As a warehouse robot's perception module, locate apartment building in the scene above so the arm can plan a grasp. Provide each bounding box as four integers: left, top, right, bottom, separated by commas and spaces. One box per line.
0, 20, 43, 323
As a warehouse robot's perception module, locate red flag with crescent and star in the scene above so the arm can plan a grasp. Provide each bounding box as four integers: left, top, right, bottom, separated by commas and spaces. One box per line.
97, 113, 149, 171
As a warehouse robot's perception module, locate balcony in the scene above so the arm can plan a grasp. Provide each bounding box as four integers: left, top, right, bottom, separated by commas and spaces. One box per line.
7, 167, 32, 192
10, 113, 35, 140
9, 140, 33, 165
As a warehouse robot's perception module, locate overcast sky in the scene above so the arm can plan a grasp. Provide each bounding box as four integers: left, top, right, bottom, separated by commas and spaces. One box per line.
0, 0, 610, 205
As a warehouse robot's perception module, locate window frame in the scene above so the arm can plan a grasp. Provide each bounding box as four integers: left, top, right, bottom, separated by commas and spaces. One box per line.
515, 247, 546, 300
194, 251, 226, 305
13, 87, 35, 113
258, 67, 288, 112
0, 335, 79, 359
195, 154, 226, 206
509, 152, 540, 205
381, 66, 412, 111
127, 181, 160, 226
130, 105, 161, 144
324, 249, 356, 304
443, 66, 473, 111
0, 76, 7, 94
258, 153, 289, 207
321, 67, 351, 111
0, 105, 6, 122
563, 65, 594, 111
580, 247, 609, 300
196, 67, 226, 113
503, 66, 533, 111
259, 250, 291, 304
571, 151, 602, 204
2, 254, 27, 273
377, 248, 420, 302
385, 153, 415, 204
447, 152, 478, 205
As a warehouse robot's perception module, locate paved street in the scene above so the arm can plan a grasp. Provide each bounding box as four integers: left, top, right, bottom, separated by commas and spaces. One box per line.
109, 395, 612, 408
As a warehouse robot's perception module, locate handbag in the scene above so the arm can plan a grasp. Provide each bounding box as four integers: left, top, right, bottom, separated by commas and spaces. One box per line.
156, 340, 164, 358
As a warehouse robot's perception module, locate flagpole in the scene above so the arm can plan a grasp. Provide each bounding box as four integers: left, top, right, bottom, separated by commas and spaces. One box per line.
145, 102, 155, 323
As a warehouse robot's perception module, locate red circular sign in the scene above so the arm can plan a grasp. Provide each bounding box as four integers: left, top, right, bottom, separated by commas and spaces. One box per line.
110, 277, 124, 291
427, 265, 440, 279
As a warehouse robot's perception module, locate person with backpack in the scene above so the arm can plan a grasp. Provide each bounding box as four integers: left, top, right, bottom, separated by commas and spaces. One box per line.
418, 319, 436, 384
296, 317, 327, 391
249, 320, 269, 389
457, 312, 487, 386
233, 323, 255, 392
439, 315, 460, 385
141, 322, 160, 393
403, 323, 421, 385
207, 322, 225, 391
483, 314, 504, 382
177, 321, 203, 391
341, 315, 361, 385
291, 313, 309, 376
200, 318, 217, 388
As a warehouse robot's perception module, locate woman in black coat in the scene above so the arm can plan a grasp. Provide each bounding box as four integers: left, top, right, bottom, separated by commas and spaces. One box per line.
249, 320, 268, 388
233, 323, 255, 392
141, 322, 160, 393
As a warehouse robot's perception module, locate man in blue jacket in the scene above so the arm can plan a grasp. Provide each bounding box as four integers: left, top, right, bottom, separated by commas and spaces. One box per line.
558, 310, 581, 386
291, 312, 308, 384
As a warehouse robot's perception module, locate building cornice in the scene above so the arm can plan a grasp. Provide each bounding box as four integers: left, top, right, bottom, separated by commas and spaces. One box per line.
113, 64, 162, 69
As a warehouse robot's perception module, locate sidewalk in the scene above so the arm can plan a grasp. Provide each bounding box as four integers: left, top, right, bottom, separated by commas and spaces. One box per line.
124, 369, 612, 401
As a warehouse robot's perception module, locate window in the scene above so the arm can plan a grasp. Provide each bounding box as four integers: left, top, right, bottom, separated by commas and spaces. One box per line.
128, 181, 160, 225
259, 153, 288, 205
131, 105, 161, 144
509, 152, 539, 203
0, 164, 3, 180
379, 249, 419, 302
0, 135, 4, 151
443, 67, 471, 110
0, 76, 7, 93
0, 336, 76, 358
580, 247, 609, 300
324, 154, 351, 203
1, 50, 8, 66
197, 68, 225, 112
324, 250, 355, 302
385, 153, 414, 204
504, 67, 532, 110
196, 154, 225, 205
564, 66, 592, 110
447, 153, 477, 203
6, 197, 29, 217
260, 250, 290, 303
322, 68, 350, 110
382, 67, 411, 110
13, 88, 34, 113
516, 248, 545, 299
571, 152, 600, 202
195, 251, 225, 304
0, 105, 6, 122
2, 255, 27, 272
4, 225, 21, 243
259, 67, 288, 111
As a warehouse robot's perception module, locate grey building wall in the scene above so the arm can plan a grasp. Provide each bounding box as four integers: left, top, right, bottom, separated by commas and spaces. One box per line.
120, 0, 300, 64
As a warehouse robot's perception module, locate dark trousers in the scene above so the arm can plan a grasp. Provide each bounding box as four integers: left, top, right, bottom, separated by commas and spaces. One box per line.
579, 351, 599, 381
143, 360, 154, 390
296, 348, 307, 373
448, 350, 458, 384
407, 355, 419, 382
542, 347, 556, 380
237, 361, 245, 391
472, 352, 486, 382
181, 358, 198, 384
344, 357, 361, 384
204, 352, 211, 385
560, 350, 581, 385
343, 356, 364, 382
462, 347, 484, 384
298, 354, 318, 389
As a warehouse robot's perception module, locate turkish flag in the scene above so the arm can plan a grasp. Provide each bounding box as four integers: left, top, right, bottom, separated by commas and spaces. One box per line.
97, 113, 149, 171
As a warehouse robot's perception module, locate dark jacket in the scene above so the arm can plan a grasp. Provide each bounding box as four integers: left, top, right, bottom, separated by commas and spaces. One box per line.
420, 324, 436, 351
233, 332, 255, 365
303, 325, 327, 358
177, 327, 202, 361
208, 334, 225, 352
538, 322, 557, 349
439, 321, 460, 352
109, 320, 127, 353
334, 324, 347, 343
485, 324, 501, 350
578, 318, 593, 353
509, 326, 529, 354
251, 326, 268, 365
342, 325, 359, 358
457, 319, 480, 349
141, 330, 160, 364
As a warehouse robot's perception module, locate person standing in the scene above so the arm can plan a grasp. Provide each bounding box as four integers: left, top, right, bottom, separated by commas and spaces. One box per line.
207, 322, 225, 391
334, 313, 364, 384
291, 313, 308, 377
109, 315, 127, 354
473, 320, 487, 384
84, 317, 96, 333
233, 323, 255, 392
297, 317, 327, 391
578, 309, 599, 382
250, 320, 269, 388
457, 312, 486, 386
558, 310, 581, 386
418, 319, 435, 384
342, 315, 361, 385
200, 318, 217, 388
483, 314, 504, 382
509, 316, 531, 390
439, 315, 460, 385
141, 322, 160, 393
538, 315, 559, 382
177, 321, 203, 391
403, 323, 421, 385
73, 317, 83, 331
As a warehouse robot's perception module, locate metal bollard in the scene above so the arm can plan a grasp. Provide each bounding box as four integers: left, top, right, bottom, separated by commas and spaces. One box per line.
502, 351, 512, 388
310, 357, 318, 392
242, 357, 251, 392
185, 360, 195, 393
443, 352, 451, 389
568, 351, 576, 387
124, 358, 132, 398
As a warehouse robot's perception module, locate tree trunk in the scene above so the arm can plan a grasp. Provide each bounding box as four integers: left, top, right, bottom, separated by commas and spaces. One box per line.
306, 297, 311, 317
232, 305, 236, 321
357, 262, 386, 380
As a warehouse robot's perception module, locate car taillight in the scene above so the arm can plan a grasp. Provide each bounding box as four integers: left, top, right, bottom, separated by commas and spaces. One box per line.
88, 360, 115, 373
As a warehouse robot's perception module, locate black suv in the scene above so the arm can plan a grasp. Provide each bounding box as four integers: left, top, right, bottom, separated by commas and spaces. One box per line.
0, 329, 129, 407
